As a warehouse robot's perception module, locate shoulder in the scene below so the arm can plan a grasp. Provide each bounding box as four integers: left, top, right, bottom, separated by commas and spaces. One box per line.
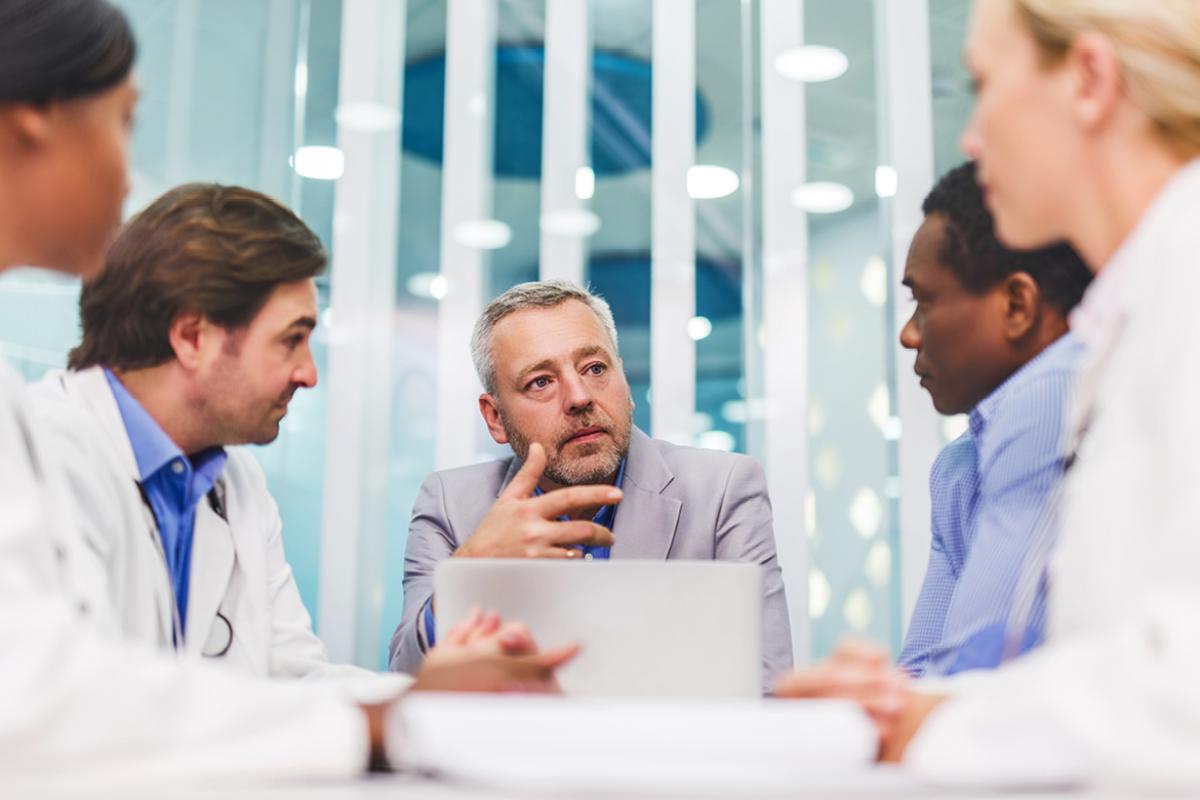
647, 436, 765, 492
931, 432, 977, 485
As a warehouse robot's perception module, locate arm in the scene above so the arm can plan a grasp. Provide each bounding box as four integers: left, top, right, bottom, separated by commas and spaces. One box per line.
388, 471, 459, 674
923, 374, 1070, 677
713, 455, 793, 687
897, 437, 976, 676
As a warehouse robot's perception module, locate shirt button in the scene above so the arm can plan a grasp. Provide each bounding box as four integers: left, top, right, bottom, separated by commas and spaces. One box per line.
171, 460, 185, 475
584, 552, 594, 561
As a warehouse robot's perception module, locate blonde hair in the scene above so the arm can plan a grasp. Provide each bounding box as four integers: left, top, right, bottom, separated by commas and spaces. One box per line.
1016, 0, 1200, 158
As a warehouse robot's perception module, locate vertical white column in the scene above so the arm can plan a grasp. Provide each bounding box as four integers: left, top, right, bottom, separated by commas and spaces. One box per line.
759, 0, 810, 664
877, 0, 939, 629
650, 0, 696, 446
539, 1, 591, 285
435, 0, 497, 471
317, 0, 406, 665
164, 0, 198, 185
258, 0, 302, 202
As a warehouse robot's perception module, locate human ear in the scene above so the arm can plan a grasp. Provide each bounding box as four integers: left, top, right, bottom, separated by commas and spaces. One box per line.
1002, 272, 1041, 341
478, 394, 509, 445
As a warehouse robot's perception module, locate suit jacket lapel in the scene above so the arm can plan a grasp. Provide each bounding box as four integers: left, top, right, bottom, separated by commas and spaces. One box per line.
611, 427, 680, 559
184, 490, 236, 656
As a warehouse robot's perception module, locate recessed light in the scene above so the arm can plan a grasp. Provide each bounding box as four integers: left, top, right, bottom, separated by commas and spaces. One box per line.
875, 165, 898, 198
791, 181, 854, 213
407, 272, 449, 300
687, 315, 714, 341
540, 209, 601, 238
335, 102, 401, 133
453, 219, 512, 250
774, 45, 848, 83
687, 165, 739, 199
575, 166, 595, 200
291, 146, 344, 180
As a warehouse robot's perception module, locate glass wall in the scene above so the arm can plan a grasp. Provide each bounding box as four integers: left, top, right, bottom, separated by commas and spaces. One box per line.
0, 0, 973, 669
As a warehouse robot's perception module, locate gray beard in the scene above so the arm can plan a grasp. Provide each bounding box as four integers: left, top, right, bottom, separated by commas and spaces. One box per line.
501, 408, 632, 487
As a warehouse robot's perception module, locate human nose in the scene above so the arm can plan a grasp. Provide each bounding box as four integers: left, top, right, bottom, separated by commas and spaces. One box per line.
899, 312, 921, 351
294, 348, 318, 388
560, 372, 593, 414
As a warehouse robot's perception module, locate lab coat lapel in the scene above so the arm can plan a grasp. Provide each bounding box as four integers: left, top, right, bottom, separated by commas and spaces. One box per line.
184, 487, 236, 656
610, 428, 680, 559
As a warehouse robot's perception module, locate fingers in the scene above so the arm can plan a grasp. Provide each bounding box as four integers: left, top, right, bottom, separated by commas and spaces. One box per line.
461, 610, 502, 645
499, 442, 547, 501
830, 637, 890, 668
495, 622, 537, 655
541, 520, 616, 548
534, 643, 580, 670
531, 484, 623, 519
440, 606, 482, 647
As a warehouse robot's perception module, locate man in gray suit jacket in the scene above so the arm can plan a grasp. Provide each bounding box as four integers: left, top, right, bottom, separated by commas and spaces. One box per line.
388, 280, 792, 684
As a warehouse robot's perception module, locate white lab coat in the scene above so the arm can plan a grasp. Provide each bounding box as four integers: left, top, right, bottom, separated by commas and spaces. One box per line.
28, 366, 405, 695
906, 160, 1200, 790
0, 358, 372, 781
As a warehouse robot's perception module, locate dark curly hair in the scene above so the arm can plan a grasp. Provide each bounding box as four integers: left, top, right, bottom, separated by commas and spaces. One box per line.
923, 161, 1092, 314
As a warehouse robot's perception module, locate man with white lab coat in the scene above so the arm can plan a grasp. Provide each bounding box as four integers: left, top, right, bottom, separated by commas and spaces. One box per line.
29, 182, 614, 687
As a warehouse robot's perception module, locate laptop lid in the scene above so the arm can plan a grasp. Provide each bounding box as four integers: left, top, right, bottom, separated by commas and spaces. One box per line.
433, 559, 763, 698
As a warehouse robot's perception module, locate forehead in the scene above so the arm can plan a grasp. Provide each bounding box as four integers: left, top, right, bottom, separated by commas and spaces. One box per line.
966, 0, 1021, 64
253, 278, 318, 323
491, 300, 614, 368
905, 214, 959, 286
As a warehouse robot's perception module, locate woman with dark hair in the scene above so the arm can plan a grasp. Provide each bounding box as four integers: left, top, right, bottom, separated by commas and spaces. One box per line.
0, 0, 566, 784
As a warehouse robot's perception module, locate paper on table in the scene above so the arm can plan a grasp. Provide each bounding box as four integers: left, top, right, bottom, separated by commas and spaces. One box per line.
395, 694, 877, 795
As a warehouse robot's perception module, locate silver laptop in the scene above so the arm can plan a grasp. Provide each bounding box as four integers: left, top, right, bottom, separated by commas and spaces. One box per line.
433, 559, 763, 699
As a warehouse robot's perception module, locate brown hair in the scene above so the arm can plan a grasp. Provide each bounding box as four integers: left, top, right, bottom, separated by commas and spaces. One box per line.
69, 183, 326, 371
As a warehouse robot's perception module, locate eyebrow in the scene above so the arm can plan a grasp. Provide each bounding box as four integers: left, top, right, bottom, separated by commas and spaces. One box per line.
514, 345, 613, 385
284, 315, 317, 332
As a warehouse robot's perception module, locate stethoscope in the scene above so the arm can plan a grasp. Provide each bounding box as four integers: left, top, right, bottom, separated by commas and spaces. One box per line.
134, 478, 234, 658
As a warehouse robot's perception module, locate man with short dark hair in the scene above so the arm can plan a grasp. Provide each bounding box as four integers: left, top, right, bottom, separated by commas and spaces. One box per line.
30, 183, 571, 689
389, 280, 793, 687
895, 161, 1092, 676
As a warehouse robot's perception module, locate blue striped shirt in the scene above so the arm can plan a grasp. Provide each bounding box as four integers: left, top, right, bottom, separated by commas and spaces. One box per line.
898, 332, 1084, 676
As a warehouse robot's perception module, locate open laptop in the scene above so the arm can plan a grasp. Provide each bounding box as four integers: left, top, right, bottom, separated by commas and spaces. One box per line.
434, 559, 763, 698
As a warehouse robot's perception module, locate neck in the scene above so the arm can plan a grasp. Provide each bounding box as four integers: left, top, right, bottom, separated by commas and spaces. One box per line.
1067, 134, 1188, 271
113, 365, 213, 455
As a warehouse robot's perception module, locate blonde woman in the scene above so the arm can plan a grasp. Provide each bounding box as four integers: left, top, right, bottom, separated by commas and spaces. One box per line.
781, 0, 1200, 789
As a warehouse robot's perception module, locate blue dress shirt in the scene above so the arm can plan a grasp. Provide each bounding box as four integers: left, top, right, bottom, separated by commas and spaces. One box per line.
897, 333, 1084, 676
105, 369, 227, 638
422, 459, 626, 648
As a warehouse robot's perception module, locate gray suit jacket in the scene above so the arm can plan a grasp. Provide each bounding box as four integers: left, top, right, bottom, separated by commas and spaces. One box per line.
389, 427, 792, 685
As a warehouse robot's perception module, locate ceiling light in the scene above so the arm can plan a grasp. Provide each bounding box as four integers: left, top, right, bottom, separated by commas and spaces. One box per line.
687, 315, 713, 341
687, 165, 739, 199
540, 209, 601, 238
875, 165, 898, 198
774, 45, 848, 83
291, 146, 344, 180
791, 181, 854, 214
406, 272, 449, 300
453, 219, 511, 250
335, 102, 401, 133
575, 166, 595, 200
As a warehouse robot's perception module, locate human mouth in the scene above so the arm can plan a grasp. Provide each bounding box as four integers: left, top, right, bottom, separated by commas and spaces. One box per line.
563, 425, 607, 446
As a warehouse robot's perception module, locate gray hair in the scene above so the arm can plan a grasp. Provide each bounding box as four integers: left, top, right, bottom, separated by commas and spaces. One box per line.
470, 279, 620, 395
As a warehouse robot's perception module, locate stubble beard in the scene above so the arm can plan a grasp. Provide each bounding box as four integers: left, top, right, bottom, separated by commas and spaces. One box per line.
501, 405, 633, 486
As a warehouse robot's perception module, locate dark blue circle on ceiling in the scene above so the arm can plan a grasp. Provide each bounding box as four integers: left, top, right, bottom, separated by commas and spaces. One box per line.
402, 45, 711, 178
586, 255, 742, 326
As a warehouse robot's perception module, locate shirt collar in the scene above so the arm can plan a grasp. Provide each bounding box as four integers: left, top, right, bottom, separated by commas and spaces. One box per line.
104, 368, 226, 483
969, 331, 1083, 438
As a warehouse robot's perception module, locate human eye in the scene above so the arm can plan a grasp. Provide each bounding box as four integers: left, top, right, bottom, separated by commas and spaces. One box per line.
585, 362, 606, 376
526, 375, 552, 391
